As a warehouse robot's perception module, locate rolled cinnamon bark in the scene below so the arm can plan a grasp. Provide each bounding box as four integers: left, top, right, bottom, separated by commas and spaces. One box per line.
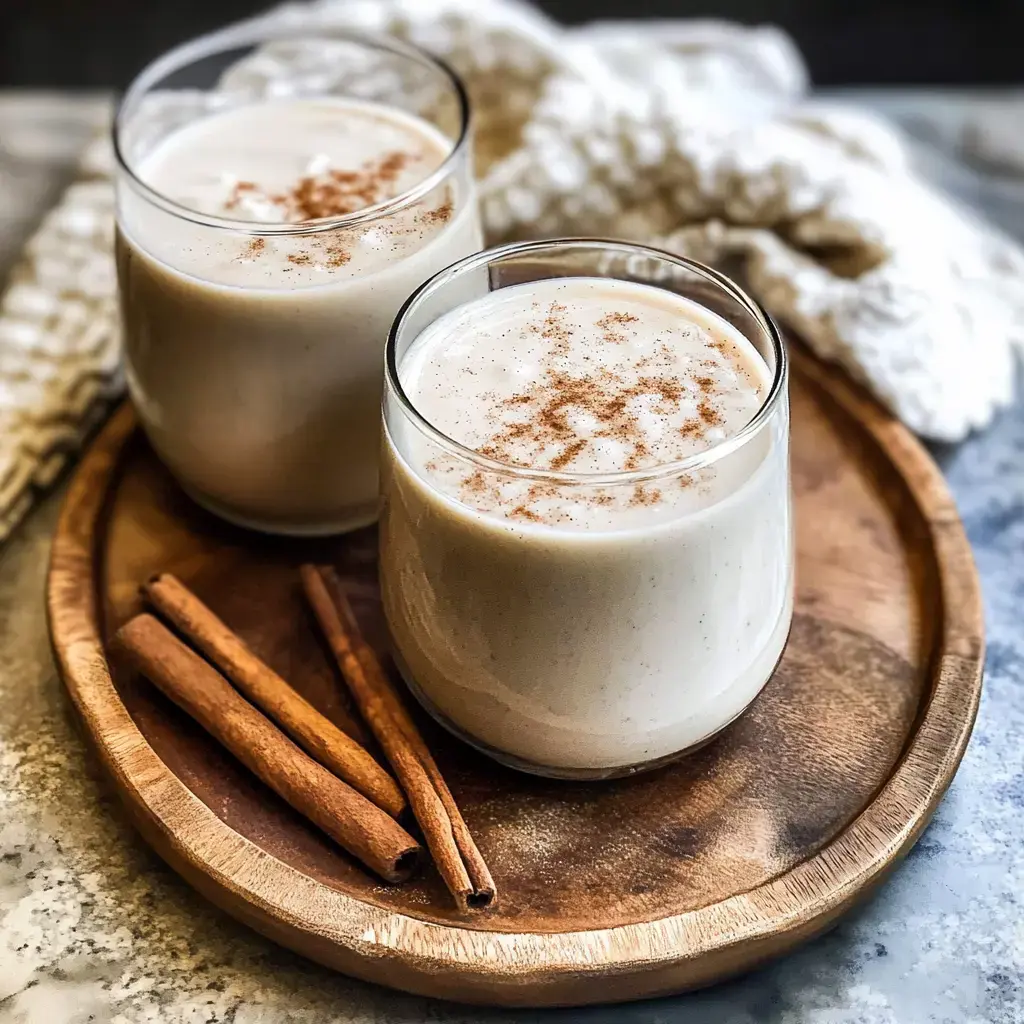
143, 573, 405, 819
301, 564, 495, 910
113, 613, 421, 883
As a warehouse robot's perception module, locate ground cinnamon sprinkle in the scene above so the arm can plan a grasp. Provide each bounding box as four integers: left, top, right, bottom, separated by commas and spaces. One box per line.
225, 181, 259, 210
377, 151, 411, 184
698, 398, 723, 425
485, 361, 696, 475
536, 370, 590, 439
324, 244, 351, 269
463, 471, 489, 496
549, 438, 588, 471
629, 484, 662, 507
465, 301, 736, 479
693, 374, 724, 426
510, 505, 543, 523
624, 440, 650, 472
224, 153, 459, 273
434, 297, 753, 524
637, 375, 685, 403
287, 151, 414, 220
526, 482, 558, 503
526, 301, 573, 355
457, 470, 501, 508
420, 198, 454, 227
225, 151, 419, 223
596, 311, 639, 343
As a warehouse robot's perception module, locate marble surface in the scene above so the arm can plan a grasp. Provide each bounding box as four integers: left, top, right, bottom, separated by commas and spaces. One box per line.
0, 90, 1022, 1023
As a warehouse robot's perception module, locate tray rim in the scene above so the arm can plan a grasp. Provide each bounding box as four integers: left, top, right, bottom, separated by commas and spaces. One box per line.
46, 348, 984, 1007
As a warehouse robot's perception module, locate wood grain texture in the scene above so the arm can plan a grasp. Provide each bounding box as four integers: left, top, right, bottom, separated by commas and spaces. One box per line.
46, 346, 984, 1007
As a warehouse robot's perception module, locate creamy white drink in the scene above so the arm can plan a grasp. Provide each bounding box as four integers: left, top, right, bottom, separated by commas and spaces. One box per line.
381, 274, 793, 775
117, 96, 482, 534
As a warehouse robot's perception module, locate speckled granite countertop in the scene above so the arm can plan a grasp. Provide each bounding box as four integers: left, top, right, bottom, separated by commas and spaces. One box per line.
0, 91, 1021, 1023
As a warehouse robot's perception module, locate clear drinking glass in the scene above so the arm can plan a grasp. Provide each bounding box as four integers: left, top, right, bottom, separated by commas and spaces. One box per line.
114, 21, 481, 535
381, 239, 793, 779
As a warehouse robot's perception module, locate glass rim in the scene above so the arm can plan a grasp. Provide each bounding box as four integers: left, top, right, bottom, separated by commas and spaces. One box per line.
385, 237, 789, 487
112, 18, 472, 236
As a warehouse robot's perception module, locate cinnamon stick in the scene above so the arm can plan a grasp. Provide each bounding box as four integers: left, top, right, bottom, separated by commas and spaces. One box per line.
143, 573, 406, 819
333, 584, 496, 902
301, 563, 495, 910
113, 613, 421, 883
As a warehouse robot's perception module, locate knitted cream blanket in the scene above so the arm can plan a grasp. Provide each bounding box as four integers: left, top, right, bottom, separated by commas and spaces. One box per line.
3, 0, 1022, 542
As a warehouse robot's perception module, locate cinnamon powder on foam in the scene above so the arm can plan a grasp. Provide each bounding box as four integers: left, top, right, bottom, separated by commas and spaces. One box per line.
425, 300, 752, 524
475, 301, 726, 474
232, 151, 455, 268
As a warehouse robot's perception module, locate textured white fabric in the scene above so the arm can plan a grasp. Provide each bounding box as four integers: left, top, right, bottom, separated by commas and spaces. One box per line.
2, 0, 1023, 543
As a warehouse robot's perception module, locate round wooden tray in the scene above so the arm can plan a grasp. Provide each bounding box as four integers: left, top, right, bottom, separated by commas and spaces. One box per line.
47, 346, 983, 1007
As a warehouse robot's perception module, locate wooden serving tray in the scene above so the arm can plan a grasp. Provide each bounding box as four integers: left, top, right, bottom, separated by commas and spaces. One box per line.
47, 346, 983, 1007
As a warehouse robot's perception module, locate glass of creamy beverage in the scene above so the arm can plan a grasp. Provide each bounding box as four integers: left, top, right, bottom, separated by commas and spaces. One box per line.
381, 239, 793, 779
114, 22, 481, 534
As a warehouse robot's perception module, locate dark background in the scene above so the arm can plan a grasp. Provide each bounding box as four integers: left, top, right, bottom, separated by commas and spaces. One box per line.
1, 0, 1021, 89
